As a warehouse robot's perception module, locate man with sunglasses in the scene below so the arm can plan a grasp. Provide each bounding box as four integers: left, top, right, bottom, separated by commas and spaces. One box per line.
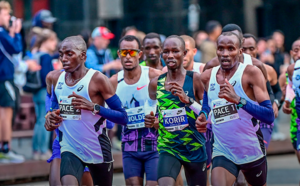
144, 35, 207, 186
110, 35, 162, 186
140, 32, 166, 70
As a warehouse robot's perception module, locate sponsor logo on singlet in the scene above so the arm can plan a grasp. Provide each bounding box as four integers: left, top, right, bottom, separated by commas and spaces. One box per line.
57, 82, 64, 89
210, 83, 215, 91
231, 80, 237, 87
77, 85, 84, 92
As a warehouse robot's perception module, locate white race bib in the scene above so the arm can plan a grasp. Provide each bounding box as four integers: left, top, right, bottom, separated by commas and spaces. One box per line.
162, 108, 189, 132
59, 96, 81, 120
212, 99, 239, 124
126, 106, 145, 129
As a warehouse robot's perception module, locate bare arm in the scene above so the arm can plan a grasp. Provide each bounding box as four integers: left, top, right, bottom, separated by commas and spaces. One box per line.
193, 72, 204, 102
264, 64, 278, 85
149, 68, 163, 80
203, 57, 220, 72
252, 58, 268, 81
148, 76, 159, 100
287, 63, 295, 82
109, 74, 118, 91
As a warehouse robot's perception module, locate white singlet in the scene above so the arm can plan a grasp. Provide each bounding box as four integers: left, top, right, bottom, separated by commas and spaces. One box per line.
242, 53, 253, 65
292, 60, 300, 97
55, 69, 111, 164
207, 63, 265, 164
193, 62, 202, 74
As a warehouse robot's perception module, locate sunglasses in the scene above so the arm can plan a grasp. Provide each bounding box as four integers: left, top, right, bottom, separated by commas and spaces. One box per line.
119, 49, 140, 57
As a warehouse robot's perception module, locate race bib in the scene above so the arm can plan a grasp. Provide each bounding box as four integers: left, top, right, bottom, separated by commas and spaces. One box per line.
59, 96, 81, 120
212, 99, 239, 124
162, 108, 189, 132
126, 106, 145, 129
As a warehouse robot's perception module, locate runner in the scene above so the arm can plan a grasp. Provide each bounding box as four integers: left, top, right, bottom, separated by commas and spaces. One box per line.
44, 36, 127, 186
140, 32, 166, 69
162, 35, 211, 186
145, 35, 207, 186
242, 33, 282, 149
198, 32, 274, 186
109, 35, 162, 186
283, 39, 300, 163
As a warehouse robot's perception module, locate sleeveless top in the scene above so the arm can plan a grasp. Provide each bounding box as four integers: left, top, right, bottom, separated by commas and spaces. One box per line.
55, 69, 112, 164
116, 66, 158, 152
242, 53, 253, 65
292, 60, 300, 97
207, 63, 265, 164
156, 71, 207, 162
193, 62, 202, 74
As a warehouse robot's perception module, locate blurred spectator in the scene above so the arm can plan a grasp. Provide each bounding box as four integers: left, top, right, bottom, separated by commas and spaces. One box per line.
79, 29, 92, 48
193, 30, 207, 62
257, 38, 267, 59
85, 26, 122, 77
29, 29, 57, 160
121, 26, 138, 37
272, 30, 285, 53
136, 31, 146, 46
32, 9, 57, 29
200, 20, 222, 63
0, 1, 25, 163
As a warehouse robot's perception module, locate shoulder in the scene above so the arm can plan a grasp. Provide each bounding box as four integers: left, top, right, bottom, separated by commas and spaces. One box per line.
91, 70, 108, 82
46, 70, 63, 82
200, 68, 212, 85
251, 57, 264, 68
244, 64, 264, 78
203, 57, 219, 72
162, 66, 168, 73
109, 74, 118, 89
149, 67, 163, 80
264, 64, 277, 76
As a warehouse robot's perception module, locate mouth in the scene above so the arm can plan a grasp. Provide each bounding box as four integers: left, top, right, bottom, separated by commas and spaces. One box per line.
220, 59, 231, 66
149, 56, 157, 60
62, 63, 71, 69
124, 61, 133, 66
167, 61, 176, 67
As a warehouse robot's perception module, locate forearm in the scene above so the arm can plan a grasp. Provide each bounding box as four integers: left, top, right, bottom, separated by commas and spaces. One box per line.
271, 82, 282, 104
98, 94, 128, 125
200, 91, 211, 118
242, 100, 274, 124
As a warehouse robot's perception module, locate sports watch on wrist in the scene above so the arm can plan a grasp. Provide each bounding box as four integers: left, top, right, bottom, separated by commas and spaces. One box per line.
92, 104, 101, 115
185, 97, 195, 107
274, 99, 280, 108
237, 97, 247, 109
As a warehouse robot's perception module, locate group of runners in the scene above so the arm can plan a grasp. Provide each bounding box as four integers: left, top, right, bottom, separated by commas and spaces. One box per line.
43, 23, 300, 186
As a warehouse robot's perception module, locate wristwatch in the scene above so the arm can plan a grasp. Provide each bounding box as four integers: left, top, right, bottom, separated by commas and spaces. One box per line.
185, 97, 195, 107
237, 97, 247, 109
92, 104, 101, 115
274, 99, 280, 108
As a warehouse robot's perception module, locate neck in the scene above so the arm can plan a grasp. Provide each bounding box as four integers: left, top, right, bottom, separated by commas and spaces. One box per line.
167, 65, 186, 81
185, 61, 194, 71
221, 62, 239, 78
67, 65, 87, 80
124, 65, 141, 79
146, 59, 161, 69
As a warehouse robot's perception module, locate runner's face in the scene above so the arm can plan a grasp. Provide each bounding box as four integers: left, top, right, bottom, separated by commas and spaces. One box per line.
143, 38, 161, 64
291, 40, 300, 62
162, 38, 186, 70
118, 40, 141, 71
242, 37, 257, 58
59, 41, 85, 73
217, 35, 241, 70
183, 41, 195, 69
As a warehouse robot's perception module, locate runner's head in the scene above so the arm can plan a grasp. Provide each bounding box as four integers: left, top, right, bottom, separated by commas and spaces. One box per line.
242, 33, 258, 58
142, 33, 162, 64
290, 39, 300, 62
59, 36, 87, 73
205, 20, 222, 42
162, 35, 186, 70
217, 32, 242, 70
222, 24, 244, 44
118, 35, 142, 71
180, 35, 196, 69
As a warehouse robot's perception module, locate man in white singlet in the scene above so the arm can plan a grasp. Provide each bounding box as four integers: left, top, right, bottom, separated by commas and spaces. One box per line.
197, 32, 274, 186
44, 36, 127, 186
109, 35, 162, 186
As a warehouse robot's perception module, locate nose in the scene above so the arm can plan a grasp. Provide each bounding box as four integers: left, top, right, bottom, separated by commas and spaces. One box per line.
150, 48, 155, 55
61, 54, 68, 62
222, 49, 229, 57
167, 51, 174, 59
126, 53, 131, 59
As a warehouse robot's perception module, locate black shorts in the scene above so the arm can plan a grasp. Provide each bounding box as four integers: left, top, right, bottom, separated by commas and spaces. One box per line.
60, 151, 113, 185
212, 156, 267, 186
0, 80, 16, 108
157, 152, 207, 186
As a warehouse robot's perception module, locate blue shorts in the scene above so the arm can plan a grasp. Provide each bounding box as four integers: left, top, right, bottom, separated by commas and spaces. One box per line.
47, 139, 90, 172
122, 151, 159, 181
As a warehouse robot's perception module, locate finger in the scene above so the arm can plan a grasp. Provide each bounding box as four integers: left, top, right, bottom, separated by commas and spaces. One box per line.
225, 78, 231, 86
150, 111, 154, 116
54, 109, 60, 115
68, 92, 83, 98
168, 82, 181, 87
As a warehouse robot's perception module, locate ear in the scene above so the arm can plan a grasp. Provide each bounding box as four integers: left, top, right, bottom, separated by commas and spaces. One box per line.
241, 38, 245, 45
117, 50, 121, 59
81, 51, 87, 61
193, 48, 197, 55
139, 50, 143, 59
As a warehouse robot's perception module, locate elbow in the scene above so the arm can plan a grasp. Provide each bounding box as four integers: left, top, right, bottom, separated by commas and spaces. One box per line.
119, 111, 128, 126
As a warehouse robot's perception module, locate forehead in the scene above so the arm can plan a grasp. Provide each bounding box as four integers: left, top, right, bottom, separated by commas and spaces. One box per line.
243, 37, 256, 46
163, 38, 182, 49
59, 41, 77, 52
144, 38, 160, 46
120, 40, 139, 49
292, 41, 300, 49
218, 35, 239, 46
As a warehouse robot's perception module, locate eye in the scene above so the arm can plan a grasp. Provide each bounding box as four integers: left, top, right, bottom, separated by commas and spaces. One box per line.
250, 47, 255, 51
228, 47, 234, 51
145, 47, 150, 50
154, 46, 159, 49
68, 52, 72, 56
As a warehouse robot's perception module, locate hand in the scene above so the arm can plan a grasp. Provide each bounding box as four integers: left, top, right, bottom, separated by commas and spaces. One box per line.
196, 113, 207, 133
168, 82, 189, 104
111, 59, 123, 70
272, 102, 279, 118
282, 100, 292, 114
9, 18, 22, 37
25, 60, 41, 72
44, 109, 62, 131
144, 111, 155, 128
218, 79, 240, 104
69, 92, 94, 111
153, 117, 159, 130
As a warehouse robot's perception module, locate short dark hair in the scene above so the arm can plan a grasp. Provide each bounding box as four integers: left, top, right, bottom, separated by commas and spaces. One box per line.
243, 33, 258, 44
163, 35, 185, 51
218, 32, 242, 48
119, 35, 141, 49
142, 32, 161, 45
121, 26, 138, 37
205, 20, 221, 34
222, 24, 243, 34
62, 36, 87, 52
272, 30, 284, 37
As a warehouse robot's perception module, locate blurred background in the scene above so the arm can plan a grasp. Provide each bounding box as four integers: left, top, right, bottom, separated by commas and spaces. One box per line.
0, 0, 300, 185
